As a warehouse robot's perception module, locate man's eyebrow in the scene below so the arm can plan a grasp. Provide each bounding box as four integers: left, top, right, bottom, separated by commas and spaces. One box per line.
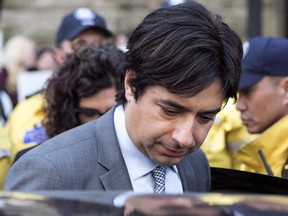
199, 109, 221, 115
158, 99, 221, 114
157, 99, 190, 111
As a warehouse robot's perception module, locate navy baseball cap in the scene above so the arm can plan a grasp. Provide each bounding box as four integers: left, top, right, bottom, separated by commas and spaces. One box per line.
240, 37, 288, 90
55, 7, 113, 47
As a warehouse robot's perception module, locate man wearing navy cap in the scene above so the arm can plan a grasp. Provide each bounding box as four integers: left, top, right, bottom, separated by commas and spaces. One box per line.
54, 7, 113, 65
235, 37, 288, 178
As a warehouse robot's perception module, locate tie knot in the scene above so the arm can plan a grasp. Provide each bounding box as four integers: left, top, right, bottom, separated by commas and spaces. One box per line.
152, 166, 166, 193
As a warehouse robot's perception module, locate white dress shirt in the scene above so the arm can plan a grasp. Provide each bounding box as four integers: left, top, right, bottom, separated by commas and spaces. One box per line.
113, 105, 183, 194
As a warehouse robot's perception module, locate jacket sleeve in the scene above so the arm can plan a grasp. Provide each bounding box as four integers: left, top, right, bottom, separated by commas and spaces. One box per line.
4, 153, 63, 191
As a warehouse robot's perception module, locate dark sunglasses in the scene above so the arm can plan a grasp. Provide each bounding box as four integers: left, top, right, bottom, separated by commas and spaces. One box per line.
74, 108, 105, 117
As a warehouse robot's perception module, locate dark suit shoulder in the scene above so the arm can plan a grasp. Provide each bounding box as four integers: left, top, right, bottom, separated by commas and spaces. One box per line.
179, 149, 211, 192
186, 148, 210, 173
29, 120, 98, 156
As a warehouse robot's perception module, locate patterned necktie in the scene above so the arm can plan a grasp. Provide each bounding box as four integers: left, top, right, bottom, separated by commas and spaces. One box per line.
151, 166, 167, 194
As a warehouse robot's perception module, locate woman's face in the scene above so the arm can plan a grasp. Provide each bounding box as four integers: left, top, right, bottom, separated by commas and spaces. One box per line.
77, 87, 117, 124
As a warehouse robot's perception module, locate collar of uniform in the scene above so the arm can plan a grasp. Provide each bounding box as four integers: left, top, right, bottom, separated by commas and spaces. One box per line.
235, 115, 288, 176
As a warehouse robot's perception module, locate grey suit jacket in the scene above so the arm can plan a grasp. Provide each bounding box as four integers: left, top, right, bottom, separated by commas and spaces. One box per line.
4, 106, 211, 192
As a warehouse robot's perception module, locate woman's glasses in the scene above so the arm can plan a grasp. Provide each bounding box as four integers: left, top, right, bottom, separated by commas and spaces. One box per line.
74, 108, 105, 118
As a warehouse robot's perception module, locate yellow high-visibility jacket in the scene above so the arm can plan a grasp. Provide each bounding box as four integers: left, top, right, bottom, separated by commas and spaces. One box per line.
0, 124, 12, 190
235, 115, 288, 177
5, 93, 46, 164
201, 100, 257, 169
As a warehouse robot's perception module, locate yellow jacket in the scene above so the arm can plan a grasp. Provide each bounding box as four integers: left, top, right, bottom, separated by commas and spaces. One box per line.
235, 115, 288, 177
5, 93, 46, 163
201, 100, 257, 169
0, 124, 12, 190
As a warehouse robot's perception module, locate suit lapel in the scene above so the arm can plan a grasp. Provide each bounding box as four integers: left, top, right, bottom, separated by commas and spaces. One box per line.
99, 161, 133, 191
177, 158, 197, 192
94, 107, 133, 191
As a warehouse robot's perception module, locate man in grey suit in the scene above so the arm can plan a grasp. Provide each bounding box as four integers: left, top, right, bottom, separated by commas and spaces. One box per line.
4, 1, 242, 193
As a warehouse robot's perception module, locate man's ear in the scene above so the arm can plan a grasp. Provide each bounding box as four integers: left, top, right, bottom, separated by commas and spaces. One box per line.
124, 70, 136, 102
53, 48, 65, 66
280, 77, 288, 105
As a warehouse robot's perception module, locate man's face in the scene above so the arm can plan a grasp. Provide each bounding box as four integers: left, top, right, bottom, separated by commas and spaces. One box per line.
55, 28, 108, 65
78, 87, 116, 124
236, 76, 286, 134
124, 71, 224, 166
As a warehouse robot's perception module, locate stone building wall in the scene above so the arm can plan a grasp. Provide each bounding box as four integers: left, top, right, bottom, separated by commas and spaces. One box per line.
0, 0, 286, 47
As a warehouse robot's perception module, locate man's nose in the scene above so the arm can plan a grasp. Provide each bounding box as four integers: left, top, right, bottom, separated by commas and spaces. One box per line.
236, 95, 246, 111
171, 120, 194, 149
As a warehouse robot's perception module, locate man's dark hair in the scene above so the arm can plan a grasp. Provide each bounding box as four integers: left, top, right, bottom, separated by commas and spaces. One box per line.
116, 1, 242, 105
43, 43, 123, 138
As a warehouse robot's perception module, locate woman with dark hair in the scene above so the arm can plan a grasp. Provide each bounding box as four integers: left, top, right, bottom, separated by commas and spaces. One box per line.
43, 44, 123, 138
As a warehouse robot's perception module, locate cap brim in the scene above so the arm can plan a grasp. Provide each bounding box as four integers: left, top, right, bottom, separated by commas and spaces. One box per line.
68, 26, 113, 41
239, 70, 264, 90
